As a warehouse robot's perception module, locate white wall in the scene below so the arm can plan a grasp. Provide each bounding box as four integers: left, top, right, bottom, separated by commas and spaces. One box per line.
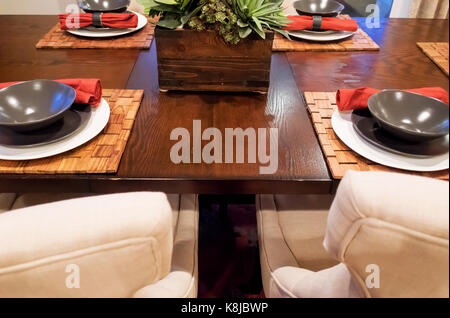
0, 0, 144, 14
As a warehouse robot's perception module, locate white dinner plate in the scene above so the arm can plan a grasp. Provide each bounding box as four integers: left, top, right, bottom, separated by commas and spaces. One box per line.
288, 29, 355, 42
0, 99, 110, 160
67, 11, 147, 38
331, 110, 449, 172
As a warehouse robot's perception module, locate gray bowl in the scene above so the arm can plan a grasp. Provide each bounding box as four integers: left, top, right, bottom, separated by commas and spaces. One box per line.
79, 0, 130, 12
293, 0, 345, 17
368, 90, 449, 142
0, 80, 76, 132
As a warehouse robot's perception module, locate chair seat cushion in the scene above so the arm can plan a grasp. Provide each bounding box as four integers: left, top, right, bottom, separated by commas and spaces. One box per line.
257, 194, 338, 297
0, 194, 16, 213
275, 195, 339, 271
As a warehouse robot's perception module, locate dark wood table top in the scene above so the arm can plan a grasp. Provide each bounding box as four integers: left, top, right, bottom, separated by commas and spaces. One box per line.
0, 16, 448, 194
0, 16, 139, 88
288, 18, 449, 92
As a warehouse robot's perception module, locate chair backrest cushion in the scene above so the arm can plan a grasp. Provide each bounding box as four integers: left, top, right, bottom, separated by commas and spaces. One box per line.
324, 171, 449, 298
0, 192, 173, 298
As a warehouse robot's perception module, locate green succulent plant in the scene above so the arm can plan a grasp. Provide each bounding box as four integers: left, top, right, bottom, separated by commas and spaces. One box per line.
137, 0, 289, 44
137, 0, 200, 28
188, 0, 240, 44
232, 0, 290, 40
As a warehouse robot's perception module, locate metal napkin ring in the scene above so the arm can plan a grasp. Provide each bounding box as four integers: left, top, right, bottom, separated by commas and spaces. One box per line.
312, 15, 322, 31
92, 12, 103, 28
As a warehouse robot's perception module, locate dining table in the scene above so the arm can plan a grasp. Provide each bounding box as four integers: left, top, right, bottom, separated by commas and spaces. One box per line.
0, 16, 448, 195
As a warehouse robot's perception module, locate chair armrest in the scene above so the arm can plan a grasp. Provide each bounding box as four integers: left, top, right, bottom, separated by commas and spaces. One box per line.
133, 195, 198, 298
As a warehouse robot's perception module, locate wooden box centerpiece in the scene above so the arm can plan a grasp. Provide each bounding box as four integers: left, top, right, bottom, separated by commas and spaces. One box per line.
138, 0, 289, 92
156, 27, 273, 92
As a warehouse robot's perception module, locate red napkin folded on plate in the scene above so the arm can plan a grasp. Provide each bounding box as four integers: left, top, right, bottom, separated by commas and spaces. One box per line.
0, 79, 103, 106
336, 87, 449, 111
284, 15, 358, 32
58, 13, 138, 30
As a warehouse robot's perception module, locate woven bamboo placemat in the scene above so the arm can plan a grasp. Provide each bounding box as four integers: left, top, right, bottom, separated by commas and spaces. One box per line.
36, 18, 155, 49
417, 42, 449, 76
0, 89, 143, 174
304, 92, 449, 180
273, 15, 379, 52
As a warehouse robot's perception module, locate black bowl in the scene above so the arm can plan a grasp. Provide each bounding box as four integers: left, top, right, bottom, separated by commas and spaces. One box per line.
79, 0, 130, 12
368, 90, 449, 142
293, 0, 345, 17
0, 80, 76, 132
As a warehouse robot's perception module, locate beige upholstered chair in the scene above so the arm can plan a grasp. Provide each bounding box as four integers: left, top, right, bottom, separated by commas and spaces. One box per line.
257, 171, 449, 298
0, 192, 198, 298
405, 0, 449, 18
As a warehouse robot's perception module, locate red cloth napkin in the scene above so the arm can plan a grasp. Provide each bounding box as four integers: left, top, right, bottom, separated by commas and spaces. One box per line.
336, 87, 449, 111
58, 13, 138, 30
284, 15, 358, 32
0, 79, 103, 106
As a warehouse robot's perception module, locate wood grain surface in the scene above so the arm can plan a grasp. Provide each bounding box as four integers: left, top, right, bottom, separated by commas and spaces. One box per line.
0, 16, 140, 88
156, 28, 273, 92
287, 18, 449, 92
117, 47, 332, 194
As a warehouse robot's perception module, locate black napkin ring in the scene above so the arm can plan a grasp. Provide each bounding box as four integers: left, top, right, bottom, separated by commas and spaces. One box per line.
312, 15, 322, 31
92, 12, 103, 28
